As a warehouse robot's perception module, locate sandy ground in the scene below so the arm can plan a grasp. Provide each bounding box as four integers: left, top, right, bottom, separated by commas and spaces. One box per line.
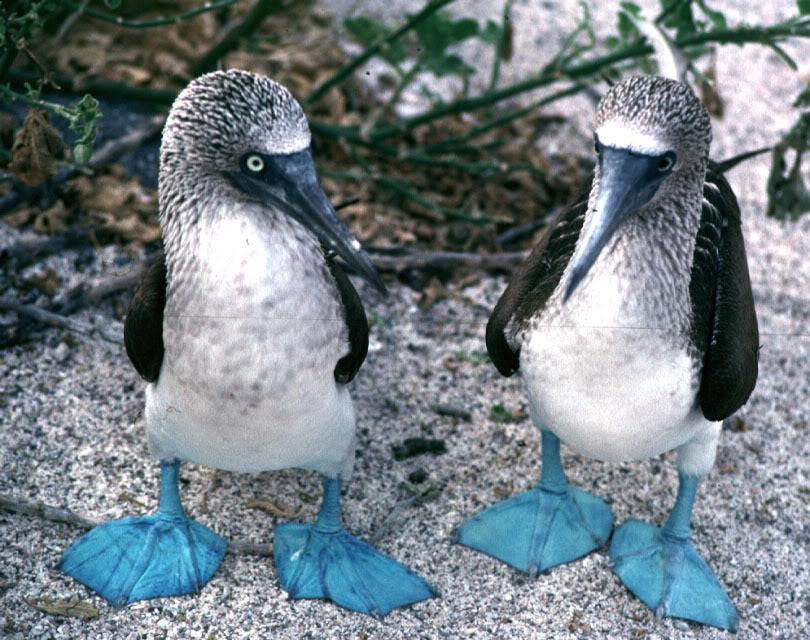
2, 1, 809, 639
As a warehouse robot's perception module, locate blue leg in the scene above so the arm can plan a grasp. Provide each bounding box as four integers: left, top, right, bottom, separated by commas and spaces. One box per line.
273, 477, 435, 617
610, 473, 738, 631
59, 461, 227, 606
456, 431, 613, 575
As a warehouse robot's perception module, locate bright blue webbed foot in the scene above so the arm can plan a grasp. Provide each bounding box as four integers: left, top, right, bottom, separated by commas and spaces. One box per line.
456, 485, 612, 575
274, 523, 435, 617
59, 513, 227, 606
610, 520, 737, 631
59, 460, 227, 606
610, 473, 738, 631
274, 477, 435, 617
457, 431, 612, 575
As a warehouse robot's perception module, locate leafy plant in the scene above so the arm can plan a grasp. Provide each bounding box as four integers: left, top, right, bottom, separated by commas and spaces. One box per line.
2, 0, 810, 224
344, 6, 493, 130
767, 87, 810, 220
315, 0, 810, 223
0, 84, 101, 165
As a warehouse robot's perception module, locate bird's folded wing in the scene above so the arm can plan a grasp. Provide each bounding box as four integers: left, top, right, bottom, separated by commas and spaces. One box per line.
124, 254, 167, 383
486, 200, 587, 377
691, 167, 759, 421
327, 257, 369, 384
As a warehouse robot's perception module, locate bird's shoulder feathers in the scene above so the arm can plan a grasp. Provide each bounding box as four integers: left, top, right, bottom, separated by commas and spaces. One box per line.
689, 165, 759, 420
327, 256, 369, 384
486, 199, 587, 376
124, 254, 167, 382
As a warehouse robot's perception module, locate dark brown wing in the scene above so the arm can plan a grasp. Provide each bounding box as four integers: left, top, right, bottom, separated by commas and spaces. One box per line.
689, 165, 759, 421
124, 254, 167, 382
327, 257, 369, 384
486, 200, 587, 377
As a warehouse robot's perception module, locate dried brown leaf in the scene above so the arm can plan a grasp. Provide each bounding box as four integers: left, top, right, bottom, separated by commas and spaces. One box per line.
24, 267, 60, 297
25, 595, 99, 620
94, 212, 160, 243
83, 175, 138, 213
151, 52, 190, 82
3, 206, 36, 228
9, 109, 66, 186
417, 277, 448, 310
115, 64, 152, 85
33, 201, 70, 235
246, 498, 301, 519
700, 73, 725, 119
56, 45, 108, 77
62, 169, 159, 242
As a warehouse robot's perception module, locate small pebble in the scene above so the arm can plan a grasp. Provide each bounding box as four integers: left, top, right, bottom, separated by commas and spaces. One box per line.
54, 342, 71, 363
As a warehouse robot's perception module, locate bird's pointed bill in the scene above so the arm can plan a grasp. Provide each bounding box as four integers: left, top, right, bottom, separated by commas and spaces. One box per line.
226, 149, 387, 295
564, 146, 669, 301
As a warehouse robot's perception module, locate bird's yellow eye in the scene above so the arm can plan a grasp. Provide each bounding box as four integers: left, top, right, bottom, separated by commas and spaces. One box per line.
246, 154, 264, 172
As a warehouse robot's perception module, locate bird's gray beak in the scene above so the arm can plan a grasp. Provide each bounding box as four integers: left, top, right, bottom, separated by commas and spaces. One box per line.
563, 145, 670, 301
226, 149, 387, 295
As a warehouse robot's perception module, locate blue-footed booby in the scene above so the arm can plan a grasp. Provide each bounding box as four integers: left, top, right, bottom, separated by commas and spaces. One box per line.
59, 69, 434, 616
457, 75, 758, 631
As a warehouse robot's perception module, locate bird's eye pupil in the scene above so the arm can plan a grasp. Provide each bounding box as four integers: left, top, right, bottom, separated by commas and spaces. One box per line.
659, 154, 675, 171
246, 154, 264, 172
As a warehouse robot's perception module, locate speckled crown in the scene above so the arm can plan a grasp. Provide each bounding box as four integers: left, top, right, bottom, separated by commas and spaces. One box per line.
595, 76, 711, 158
161, 69, 311, 167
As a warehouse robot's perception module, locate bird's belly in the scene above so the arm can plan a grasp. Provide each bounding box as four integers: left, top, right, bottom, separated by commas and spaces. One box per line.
146, 217, 355, 476
521, 326, 703, 462
145, 366, 355, 477
148, 309, 354, 476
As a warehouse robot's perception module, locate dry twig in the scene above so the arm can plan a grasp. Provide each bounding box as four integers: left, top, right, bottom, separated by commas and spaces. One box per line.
0, 298, 123, 344
0, 493, 273, 558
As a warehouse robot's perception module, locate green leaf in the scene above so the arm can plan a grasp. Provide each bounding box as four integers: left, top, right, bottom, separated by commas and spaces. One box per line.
424, 53, 474, 77
661, 0, 697, 39
617, 12, 639, 43
343, 16, 405, 65
69, 94, 102, 149
697, 0, 727, 28
344, 16, 389, 48
489, 404, 527, 424
481, 20, 502, 44
767, 112, 810, 220
799, 0, 810, 16
453, 350, 489, 366
616, 2, 642, 43
415, 12, 479, 58
449, 18, 479, 42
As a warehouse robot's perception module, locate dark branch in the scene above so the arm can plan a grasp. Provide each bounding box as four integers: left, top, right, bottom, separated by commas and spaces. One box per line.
0, 299, 123, 344
191, 0, 285, 76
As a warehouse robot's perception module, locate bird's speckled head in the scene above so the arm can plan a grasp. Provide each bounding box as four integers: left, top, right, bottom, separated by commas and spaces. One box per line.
595, 75, 711, 164
563, 76, 713, 301
157, 69, 388, 293
159, 70, 310, 202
